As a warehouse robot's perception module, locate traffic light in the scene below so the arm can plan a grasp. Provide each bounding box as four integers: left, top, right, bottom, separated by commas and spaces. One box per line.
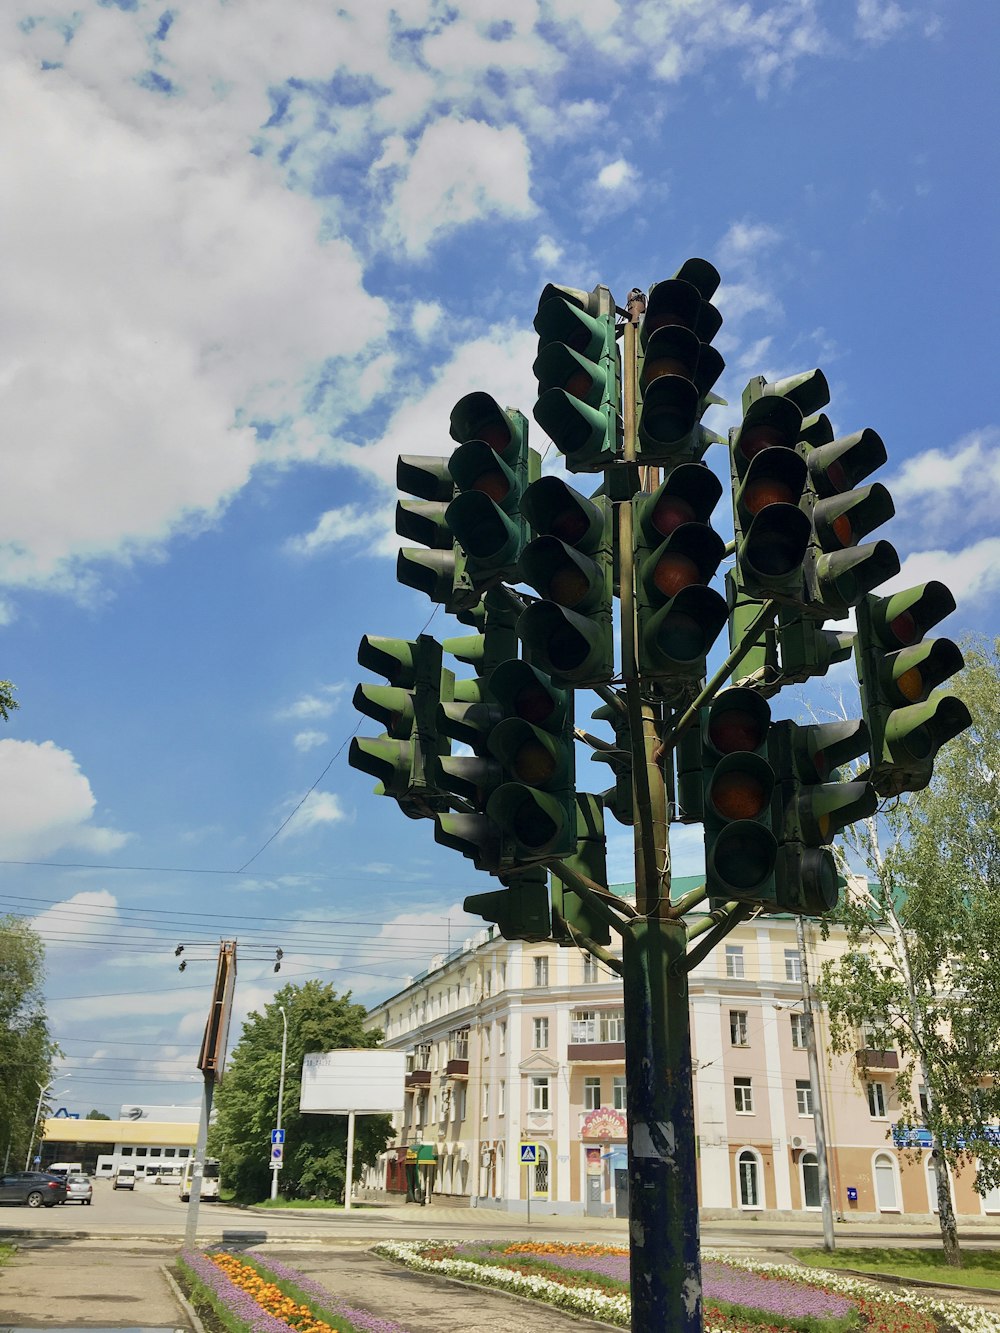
533, 283, 620, 472
633, 463, 728, 685
588, 699, 634, 825
349, 634, 452, 819
699, 688, 778, 905
485, 658, 577, 867
550, 794, 611, 946
445, 393, 538, 592
464, 868, 552, 942
395, 454, 475, 613
518, 476, 615, 687
768, 719, 877, 915
855, 581, 972, 795
637, 259, 726, 465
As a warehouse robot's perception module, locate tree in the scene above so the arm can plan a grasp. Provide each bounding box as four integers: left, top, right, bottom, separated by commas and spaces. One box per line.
208, 980, 393, 1203
0, 915, 55, 1168
816, 638, 1000, 1267
0, 680, 18, 722
85, 1109, 111, 1120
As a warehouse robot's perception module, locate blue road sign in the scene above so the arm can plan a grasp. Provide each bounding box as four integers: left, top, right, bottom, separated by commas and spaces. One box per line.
520, 1142, 538, 1164
271, 1129, 285, 1145
270, 1144, 284, 1165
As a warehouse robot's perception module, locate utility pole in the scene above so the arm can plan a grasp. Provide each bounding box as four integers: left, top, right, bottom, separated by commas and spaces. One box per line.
184, 939, 236, 1250
270, 1004, 288, 1201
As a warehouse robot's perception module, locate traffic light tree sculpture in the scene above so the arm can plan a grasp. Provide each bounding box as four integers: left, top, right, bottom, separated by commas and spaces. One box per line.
349, 269, 971, 1333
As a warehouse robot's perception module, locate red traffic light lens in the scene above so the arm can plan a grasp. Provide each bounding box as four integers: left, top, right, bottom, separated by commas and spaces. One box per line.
549, 565, 589, 608
651, 493, 696, 537
512, 738, 557, 785
479, 420, 511, 453
739, 425, 787, 460
711, 771, 767, 820
652, 553, 700, 598
743, 477, 796, 513
514, 682, 556, 726
709, 710, 764, 754
471, 466, 510, 502
564, 367, 594, 400
549, 506, 588, 545
831, 513, 853, 547
888, 610, 917, 646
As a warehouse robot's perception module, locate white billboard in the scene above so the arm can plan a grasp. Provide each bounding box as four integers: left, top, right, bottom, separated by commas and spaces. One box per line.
299, 1049, 406, 1114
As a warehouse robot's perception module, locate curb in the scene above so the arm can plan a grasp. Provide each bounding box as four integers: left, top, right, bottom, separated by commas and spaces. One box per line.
162, 1262, 207, 1333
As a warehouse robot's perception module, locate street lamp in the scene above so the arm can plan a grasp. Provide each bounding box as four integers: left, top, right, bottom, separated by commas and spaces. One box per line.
270, 1005, 288, 1201
25, 1079, 71, 1171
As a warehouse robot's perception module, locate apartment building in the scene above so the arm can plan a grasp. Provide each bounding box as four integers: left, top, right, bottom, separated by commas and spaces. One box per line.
363, 877, 1000, 1220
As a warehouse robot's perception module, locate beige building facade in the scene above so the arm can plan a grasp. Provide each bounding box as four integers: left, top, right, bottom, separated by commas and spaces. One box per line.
364, 878, 1000, 1220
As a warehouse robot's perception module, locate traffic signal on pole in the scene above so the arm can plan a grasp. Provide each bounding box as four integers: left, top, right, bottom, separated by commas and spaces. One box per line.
768, 719, 877, 916
532, 283, 620, 472
445, 393, 538, 592
463, 868, 552, 943
854, 581, 972, 795
350, 634, 452, 819
699, 688, 778, 905
550, 794, 611, 947
396, 455, 475, 613
633, 463, 728, 685
588, 700, 634, 825
637, 259, 726, 465
518, 476, 615, 687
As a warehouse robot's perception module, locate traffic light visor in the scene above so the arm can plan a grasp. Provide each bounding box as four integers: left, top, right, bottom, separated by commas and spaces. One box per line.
710, 820, 778, 894
706, 689, 771, 756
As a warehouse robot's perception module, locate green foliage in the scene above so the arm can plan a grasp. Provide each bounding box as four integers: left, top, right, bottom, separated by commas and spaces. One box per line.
0, 915, 55, 1167
0, 680, 18, 722
794, 1246, 1000, 1291
208, 980, 393, 1203
816, 639, 1000, 1217
85, 1109, 111, 1120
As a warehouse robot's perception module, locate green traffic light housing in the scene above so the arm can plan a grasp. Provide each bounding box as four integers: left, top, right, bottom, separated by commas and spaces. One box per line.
463, 872, 552, 942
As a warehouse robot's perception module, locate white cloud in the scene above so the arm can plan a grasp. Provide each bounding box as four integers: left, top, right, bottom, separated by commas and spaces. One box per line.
717, 220, 782, 268
412, 302, 445, 341
0, 739, 128, 859
30, 890, 120, 948
386, 120, 536, 257
533, 234, 564, 268
293, 730, 329, 753
884, 539, 1000, 607
597, 158, 630, 190
287, 503, 397, 557
277, 687, 346, 721
855, 0, 908, 44
888, 430, 1000, 528
279, 790, 348, 838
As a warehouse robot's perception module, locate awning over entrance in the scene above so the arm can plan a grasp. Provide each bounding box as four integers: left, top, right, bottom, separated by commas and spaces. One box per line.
405, 1144, 438, 1164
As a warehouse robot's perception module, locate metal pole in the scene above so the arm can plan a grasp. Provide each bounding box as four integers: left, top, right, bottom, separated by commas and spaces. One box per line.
183, 1071, 215, 1250
797, 917, 835, 1251
270, 1005, 288, 1201
344, 1110, 356, 1210
24, 1083, 47, 1171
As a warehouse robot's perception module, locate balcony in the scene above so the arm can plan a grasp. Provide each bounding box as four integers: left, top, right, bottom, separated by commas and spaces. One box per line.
856, 1048, 899, 1073
567, 1041, 625, 1063
445, 1058, 469, 1079
405, 1069, 431, 1089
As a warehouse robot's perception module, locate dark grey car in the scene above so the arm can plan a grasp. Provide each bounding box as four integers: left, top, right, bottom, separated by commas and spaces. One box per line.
0, 1171, 68, 1208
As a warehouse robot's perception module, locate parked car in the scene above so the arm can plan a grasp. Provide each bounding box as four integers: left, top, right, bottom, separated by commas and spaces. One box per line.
64, 1173, 93, 1205
112, 1166, 136, 1191
0, 1171, 68, 1208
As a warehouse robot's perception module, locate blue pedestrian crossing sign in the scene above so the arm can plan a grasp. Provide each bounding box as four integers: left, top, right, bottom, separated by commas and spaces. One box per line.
271, 1129, 285, 1145
520, 1142, 538, 1164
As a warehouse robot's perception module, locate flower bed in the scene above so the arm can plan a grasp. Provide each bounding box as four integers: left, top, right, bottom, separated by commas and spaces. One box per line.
176, 1249, 408, 1333
373, 1240, 999, 1333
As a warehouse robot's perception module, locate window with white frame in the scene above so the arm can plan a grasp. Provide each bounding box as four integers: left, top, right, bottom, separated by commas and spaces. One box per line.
867, 1081, 887, 1118
455, 1086, 467, 1121
600, 1009, 625, 1042
725, 945, 745, 978
531, 1076, 550, 1112
584, 1076, 601, 1110
790, 1012, 808, 1050
572, 1010, 597, 1042
734, 1077, 754, 1113
730, 1009, 749, 1047
784, 949, 801, 982
533, 1016, 549, 1049
795, 1079, 814, 1116
482, 1083, 490, 1118
583, 954, 599, 983
449, 1026, 470, 1060
498, 1021, 507, 1055
498, 1080, 506, 1116
613, 1076, 627, 1111
738, 1149, 761, 1207
533, 956, 549, 987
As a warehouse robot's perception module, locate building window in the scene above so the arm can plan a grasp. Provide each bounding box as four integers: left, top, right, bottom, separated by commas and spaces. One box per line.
533, 1016, 549, 1050
796, 1080, 814, 1116
498, 962, 506, 989
164, 1148, 176, 1158
734, 1077, 754, 1114
482, 1084, 490, 1118
498, 1080, 506, 1116
738, 1150, 761, 1208
790, 1013, 808, 1050
456, 1086, 467, 1121
725, 945, 744, 979
730, 1010, 749, 1047
498, 1021, 507, 1055
431, 1096, 437, 1122
482, 1027, 490, 1060
584, 1077, 601, 1110
179, 1149, 190, 1158
919, 1085, 930, 1120
533, 956, 549, 987
600, 1009, 625, 1042
867, 1081, 887, 1118
121, 1147, 133, 1157
613, 1076, 627, 1111
583, 955, 599, 983
531, 1077, 550, 1112
784, 949, 801, 982
572, 1010, 597, 1042
449, 1026, 470, 1060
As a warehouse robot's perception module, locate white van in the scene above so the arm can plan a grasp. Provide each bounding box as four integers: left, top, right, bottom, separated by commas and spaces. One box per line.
179, 1158, 219, 1202
113, 1166, 136, 1191
47, 1161, 83, 1177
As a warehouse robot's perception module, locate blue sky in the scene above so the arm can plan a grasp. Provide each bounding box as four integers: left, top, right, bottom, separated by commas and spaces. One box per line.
1, 0, 996, 1115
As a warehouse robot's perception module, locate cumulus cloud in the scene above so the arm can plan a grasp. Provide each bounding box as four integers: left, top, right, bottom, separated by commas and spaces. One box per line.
0, 740, 128, 859
293, 730, 329, 753
597, 158, 630, 190
885, 539, 1000, 607
279, 790, 349, 838
277, 687, 347, 721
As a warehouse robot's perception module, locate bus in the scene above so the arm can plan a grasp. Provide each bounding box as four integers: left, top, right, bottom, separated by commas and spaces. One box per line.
179, 1158, 220, 1202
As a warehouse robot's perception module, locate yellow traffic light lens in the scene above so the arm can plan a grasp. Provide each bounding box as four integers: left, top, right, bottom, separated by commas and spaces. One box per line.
549, 564, 589, 607
831, 513, 853, 547
651, 494, 696, 537
653, 553, 699, 597
644, 353, 690, 382
897, 665, 924, 701
712, 771, 767, 820
744, 477, 795, 513
472, 467, 510, 502
514, 741, 556, 786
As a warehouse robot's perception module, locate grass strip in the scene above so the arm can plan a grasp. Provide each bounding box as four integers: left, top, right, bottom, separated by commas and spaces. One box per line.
793, 1247, 1000, 1292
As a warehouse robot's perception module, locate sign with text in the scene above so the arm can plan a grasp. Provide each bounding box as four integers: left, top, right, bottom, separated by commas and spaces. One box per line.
299, 1049, 406, 1114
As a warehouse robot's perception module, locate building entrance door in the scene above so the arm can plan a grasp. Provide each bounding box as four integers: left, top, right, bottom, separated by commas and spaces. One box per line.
586, 1174, 602, 1216
614, 1168, 629, 1218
